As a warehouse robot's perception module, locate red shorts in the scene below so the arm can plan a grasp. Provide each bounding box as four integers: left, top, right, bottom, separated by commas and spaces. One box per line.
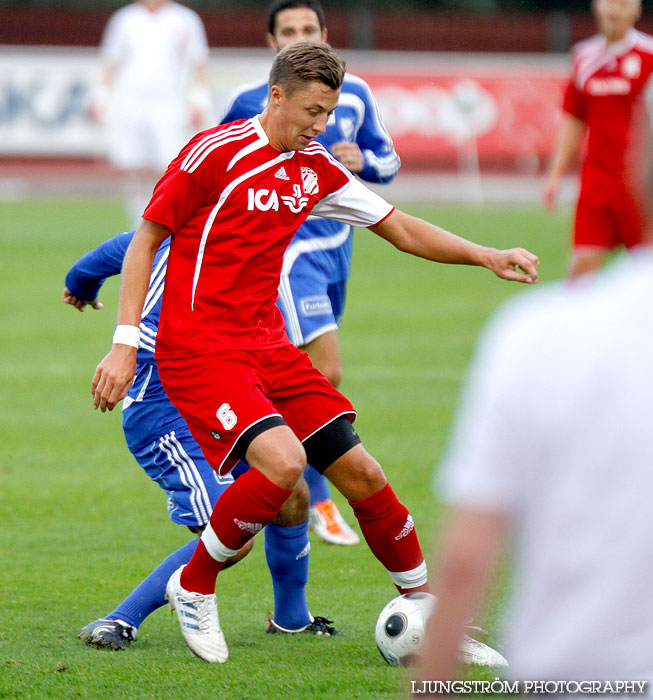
157, 344, 355, 476
574, 179, 643, 250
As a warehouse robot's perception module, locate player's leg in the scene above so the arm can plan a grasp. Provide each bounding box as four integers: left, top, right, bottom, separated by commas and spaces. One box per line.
618, 184, 646, 253
158, 351, 348, 660
273, 347, 428, 594
303, 327, 343, 388
119, 104, 188, 229
279, 260, 358, 544
569, 246, 607, 276
302, 330, 360, 546
303, 420, 429, 595
177, 424, 305, 595
106, 109, 155, 227
162, 424, 305, 662
79, 385, 245, 649
265, 479, 311, 632
570, 190, 616, 277
264, 476, 342, 636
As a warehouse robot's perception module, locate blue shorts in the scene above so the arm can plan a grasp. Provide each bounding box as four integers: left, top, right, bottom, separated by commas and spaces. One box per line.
277, 224, 351, 347
122, 362, 234, 528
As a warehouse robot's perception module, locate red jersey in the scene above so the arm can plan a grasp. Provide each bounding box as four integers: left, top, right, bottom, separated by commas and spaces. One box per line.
563, 29, 653, 188
144, 117, 394, 358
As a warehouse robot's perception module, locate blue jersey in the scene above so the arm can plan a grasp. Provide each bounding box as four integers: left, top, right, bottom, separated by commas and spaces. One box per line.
65, 231, 168, 364
221, 73, 399, 282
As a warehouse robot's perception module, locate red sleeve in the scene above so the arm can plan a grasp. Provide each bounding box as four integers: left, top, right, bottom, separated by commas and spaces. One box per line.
562, 79, 586, 122
143, 166, 209, 233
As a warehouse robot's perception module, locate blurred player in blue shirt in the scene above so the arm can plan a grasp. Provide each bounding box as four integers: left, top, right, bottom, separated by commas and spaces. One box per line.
221, 0, 400, 545
65, 231, 340, 649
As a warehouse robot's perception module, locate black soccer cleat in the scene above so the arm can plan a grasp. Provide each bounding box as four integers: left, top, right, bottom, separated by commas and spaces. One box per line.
266, 615, 344, 636
78, 618, 137, 650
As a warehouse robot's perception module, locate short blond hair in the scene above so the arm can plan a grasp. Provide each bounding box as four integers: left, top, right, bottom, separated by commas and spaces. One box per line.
269, 42, 346, 96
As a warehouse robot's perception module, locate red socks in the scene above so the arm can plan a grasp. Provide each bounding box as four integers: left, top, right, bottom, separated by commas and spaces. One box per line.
179, 473, 428, 596
180, 468, 293, 594
350, 483, 429, 594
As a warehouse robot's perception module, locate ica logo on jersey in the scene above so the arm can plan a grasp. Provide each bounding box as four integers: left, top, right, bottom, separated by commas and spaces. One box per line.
247, 183, 310, 213
247, 167, 319, 213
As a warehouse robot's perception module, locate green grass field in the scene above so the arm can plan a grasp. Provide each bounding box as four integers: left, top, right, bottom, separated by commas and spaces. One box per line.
0, 199, 569, 700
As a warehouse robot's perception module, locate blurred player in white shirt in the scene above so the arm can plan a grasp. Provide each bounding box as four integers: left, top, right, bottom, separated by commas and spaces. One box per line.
92, 0, 211, 225
415, 89, 653, 689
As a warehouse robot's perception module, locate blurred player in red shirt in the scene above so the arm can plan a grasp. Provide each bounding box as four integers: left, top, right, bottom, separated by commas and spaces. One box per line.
543, 0, 653, 277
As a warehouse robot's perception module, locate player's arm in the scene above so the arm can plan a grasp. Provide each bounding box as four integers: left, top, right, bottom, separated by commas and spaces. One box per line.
185, 11, 212, 129
370, 210, 539, 283
332, 80, 400, 183
91, 220, 170, 413
91, 11, 121, 124
188, 61, 212, 130
542, 113, 585, 210
89, 64, 116, 124
63, 231, 134, 311
412, 507, 506, 689
542, 70, 587, 211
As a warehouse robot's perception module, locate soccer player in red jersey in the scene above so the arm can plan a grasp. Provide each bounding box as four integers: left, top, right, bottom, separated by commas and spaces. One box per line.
543, 0, 653, 277
92, 42, 539, 663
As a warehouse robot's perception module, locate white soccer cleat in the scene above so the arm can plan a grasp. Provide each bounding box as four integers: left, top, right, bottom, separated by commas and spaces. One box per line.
309, 499, 360, 545
165, 565, 228, 663
460, 633, 509, 668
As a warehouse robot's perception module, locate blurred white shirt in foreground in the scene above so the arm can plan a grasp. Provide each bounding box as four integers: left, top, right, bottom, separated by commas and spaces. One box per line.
439, 248, 653, 682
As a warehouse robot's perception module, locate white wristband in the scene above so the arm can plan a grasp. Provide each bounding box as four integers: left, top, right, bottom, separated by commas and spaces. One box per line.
113, 324, 140, 348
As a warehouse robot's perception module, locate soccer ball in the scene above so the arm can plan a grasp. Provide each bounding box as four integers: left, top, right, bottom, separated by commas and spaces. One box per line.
375, 592, 435, 666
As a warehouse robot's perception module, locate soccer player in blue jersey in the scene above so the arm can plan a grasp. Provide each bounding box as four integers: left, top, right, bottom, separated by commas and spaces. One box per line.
64, 231, 340, 648
220, 0, 400, 545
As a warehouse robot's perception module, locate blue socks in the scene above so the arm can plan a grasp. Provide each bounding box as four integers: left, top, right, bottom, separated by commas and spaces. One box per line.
264, 520, 311, 630
106, 539, 198, 628
304, 464, 331, 506
105, 510, 313, 633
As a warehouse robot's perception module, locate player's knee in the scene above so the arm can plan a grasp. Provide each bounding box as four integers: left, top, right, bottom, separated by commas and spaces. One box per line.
275, 477, 309, 526
245, 424, 306, 489
349, 451, 386, 494
266, 443, 307, 490
282, 442, 307, 481
325, 446, 387, 501
570, 248, 605, 277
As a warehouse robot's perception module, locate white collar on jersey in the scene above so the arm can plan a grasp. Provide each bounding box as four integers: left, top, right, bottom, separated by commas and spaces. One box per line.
226, 116, 272, 171
251, 115, 270, 145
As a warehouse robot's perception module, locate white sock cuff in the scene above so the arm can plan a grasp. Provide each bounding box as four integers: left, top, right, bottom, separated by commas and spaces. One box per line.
201, 523, 241, 562
388, 560, 428, 589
